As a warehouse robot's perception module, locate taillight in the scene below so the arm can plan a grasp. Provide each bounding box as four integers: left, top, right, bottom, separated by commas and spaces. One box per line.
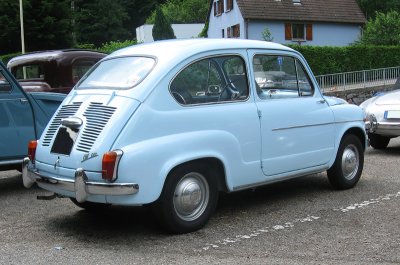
102, 150, 123, 181
28, 140, 38, 163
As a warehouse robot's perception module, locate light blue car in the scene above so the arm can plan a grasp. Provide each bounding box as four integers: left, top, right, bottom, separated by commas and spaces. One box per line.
22, 39, 367, 233
0, 60, 65, 171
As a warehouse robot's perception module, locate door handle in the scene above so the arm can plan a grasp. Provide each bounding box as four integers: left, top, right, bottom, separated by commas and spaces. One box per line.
20, 98, 28, 103
317, 99, 326, 104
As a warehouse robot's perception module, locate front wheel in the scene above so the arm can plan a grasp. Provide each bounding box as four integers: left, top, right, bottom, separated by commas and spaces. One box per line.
369, 133, 390, 149
155, 162, 218, 234
327, 134, 364, 190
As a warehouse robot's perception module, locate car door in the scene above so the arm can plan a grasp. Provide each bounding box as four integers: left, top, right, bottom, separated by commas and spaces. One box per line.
0, 63, 35, 162
249, 51, 335, 176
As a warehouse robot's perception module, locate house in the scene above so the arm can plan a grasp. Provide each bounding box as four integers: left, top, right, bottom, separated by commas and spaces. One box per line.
207, 0, 366, 46
136, 24, 205, 43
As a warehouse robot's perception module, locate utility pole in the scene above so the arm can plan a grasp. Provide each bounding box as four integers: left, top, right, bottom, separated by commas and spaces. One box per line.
19, 0, 25, 54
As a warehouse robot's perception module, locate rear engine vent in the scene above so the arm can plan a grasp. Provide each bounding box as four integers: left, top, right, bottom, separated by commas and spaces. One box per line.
76, 102, 116, 153
42, 102, 82, 146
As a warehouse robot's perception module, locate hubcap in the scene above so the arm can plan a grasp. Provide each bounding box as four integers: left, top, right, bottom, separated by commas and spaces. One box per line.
341, 144, 359, 180
173, 172, 209, 221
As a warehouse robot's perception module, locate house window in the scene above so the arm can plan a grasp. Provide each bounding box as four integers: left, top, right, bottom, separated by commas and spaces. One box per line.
285, 23, 313, 41
227, 24, 240, 38
292, 24, 305, 40
232, 24, 240, 38
214, 0, 224, 16
226, 0, 234, 12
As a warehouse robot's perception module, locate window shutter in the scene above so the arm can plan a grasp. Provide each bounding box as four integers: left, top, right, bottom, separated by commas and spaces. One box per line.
285, 23, 292, 40
306, 24, 313, 41
214, 2, 217, 16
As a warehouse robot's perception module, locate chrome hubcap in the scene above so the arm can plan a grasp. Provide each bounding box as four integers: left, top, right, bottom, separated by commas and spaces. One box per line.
341, 144, 359, 180
173, 172, 209, 221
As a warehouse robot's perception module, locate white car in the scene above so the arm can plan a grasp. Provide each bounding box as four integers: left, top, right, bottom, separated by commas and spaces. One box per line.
361, 88, 400, 149
23, 39, 366, 233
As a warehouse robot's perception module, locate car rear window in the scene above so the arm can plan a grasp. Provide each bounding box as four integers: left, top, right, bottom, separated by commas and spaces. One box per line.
77, 57, 155, 90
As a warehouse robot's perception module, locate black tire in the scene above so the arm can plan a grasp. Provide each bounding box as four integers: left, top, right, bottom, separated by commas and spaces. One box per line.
155, 162, 219, 234
70, 198, 111, 212
327, 134, 364, 190
369, 133, 390, 149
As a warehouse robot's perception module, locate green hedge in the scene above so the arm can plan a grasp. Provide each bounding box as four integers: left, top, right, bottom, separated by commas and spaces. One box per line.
3, 43, 400, 76
290, 45, 400, 76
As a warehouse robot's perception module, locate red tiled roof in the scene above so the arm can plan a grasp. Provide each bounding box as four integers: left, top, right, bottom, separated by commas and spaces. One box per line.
236, 0, 366, 24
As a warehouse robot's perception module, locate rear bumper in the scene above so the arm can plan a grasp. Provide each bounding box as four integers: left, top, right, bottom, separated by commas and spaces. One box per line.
22, 157, 139, 203
365, 114, 400, 136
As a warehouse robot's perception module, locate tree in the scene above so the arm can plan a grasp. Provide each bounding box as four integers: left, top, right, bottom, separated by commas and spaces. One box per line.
357, 0, 400, 19
0, 0, 20, 54
262, 27, 274, 42
152, 5, 176, 41
73, 0, 131, 46
0, 0, 72, 54
146, 0, 208, 24
361, 11, 400, 45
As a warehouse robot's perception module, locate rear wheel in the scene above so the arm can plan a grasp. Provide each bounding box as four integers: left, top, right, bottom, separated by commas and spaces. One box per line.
155, 162, 218, 234
327, 134, 364, 190
369, 133, 390, 149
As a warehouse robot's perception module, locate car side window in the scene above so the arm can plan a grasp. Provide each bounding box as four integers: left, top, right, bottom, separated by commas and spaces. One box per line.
170, 55, 249, 105
253, 55, 314, 99
0, 71, 12, 93
14, 64, 44, 80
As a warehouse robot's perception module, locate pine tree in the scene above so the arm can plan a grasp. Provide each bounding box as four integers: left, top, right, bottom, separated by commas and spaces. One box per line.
152, 5, 176, 41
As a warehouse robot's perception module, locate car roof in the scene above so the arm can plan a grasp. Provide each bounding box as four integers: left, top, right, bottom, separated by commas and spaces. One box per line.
7, 49, 106, 68
108, 39, 294, 60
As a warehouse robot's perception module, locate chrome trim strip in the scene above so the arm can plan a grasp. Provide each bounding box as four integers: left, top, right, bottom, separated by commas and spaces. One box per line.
22, 157, 139, 202
272, 120, 363, 131
272, 122, 334, 131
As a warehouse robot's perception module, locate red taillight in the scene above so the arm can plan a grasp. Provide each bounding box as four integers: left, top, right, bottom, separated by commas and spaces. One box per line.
28, 140, 38, 163
102, 150, 122, 181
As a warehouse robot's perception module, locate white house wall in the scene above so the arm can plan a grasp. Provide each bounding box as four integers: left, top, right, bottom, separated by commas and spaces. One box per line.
136, 24, 205, 43
207, 0, 245, 38
247, 21, 362, 46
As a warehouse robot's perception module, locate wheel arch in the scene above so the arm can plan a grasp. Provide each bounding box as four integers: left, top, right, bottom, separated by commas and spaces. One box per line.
166, 157, 229, 193
342, 127, 367, 151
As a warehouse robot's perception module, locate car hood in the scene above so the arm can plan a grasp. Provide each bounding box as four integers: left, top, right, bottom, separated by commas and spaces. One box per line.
324, 96, 348, 106
374, 89, 400, 105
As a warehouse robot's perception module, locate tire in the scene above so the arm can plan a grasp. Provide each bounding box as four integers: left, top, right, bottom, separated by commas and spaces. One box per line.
155, 162, 219, 234
70, 198, 111, 212
327, 134, 364, 190
369, 133, 390, 149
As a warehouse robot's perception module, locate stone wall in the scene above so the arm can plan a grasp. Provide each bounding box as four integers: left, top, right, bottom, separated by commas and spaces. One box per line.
323, 85, 396, 105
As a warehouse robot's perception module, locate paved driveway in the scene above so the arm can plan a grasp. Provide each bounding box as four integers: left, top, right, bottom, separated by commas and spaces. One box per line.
1, 139, 399, 264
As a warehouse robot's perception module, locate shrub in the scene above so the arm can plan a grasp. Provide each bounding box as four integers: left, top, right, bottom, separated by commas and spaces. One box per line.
290, 45, 400, 75
99, 40, 138, 54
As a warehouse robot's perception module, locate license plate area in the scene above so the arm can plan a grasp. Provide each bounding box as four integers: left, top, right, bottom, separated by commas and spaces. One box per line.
385, 110, 400, 119
51, 127, 79, 155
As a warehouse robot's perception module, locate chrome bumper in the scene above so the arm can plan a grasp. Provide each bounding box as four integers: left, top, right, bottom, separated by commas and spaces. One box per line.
22, 157, 139, 203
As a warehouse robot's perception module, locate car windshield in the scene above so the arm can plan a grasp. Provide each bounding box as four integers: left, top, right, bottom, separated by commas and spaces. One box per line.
77, 56, 155, 90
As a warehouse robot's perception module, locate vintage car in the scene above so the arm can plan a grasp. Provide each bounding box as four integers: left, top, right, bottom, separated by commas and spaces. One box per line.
361, 82, 400, 149
0, 60, 65, 171
22, 39, 366, 233
7, 49, 106, 94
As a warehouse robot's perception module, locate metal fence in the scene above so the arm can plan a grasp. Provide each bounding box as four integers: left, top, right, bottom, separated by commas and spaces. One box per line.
316, 66, 400, 93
